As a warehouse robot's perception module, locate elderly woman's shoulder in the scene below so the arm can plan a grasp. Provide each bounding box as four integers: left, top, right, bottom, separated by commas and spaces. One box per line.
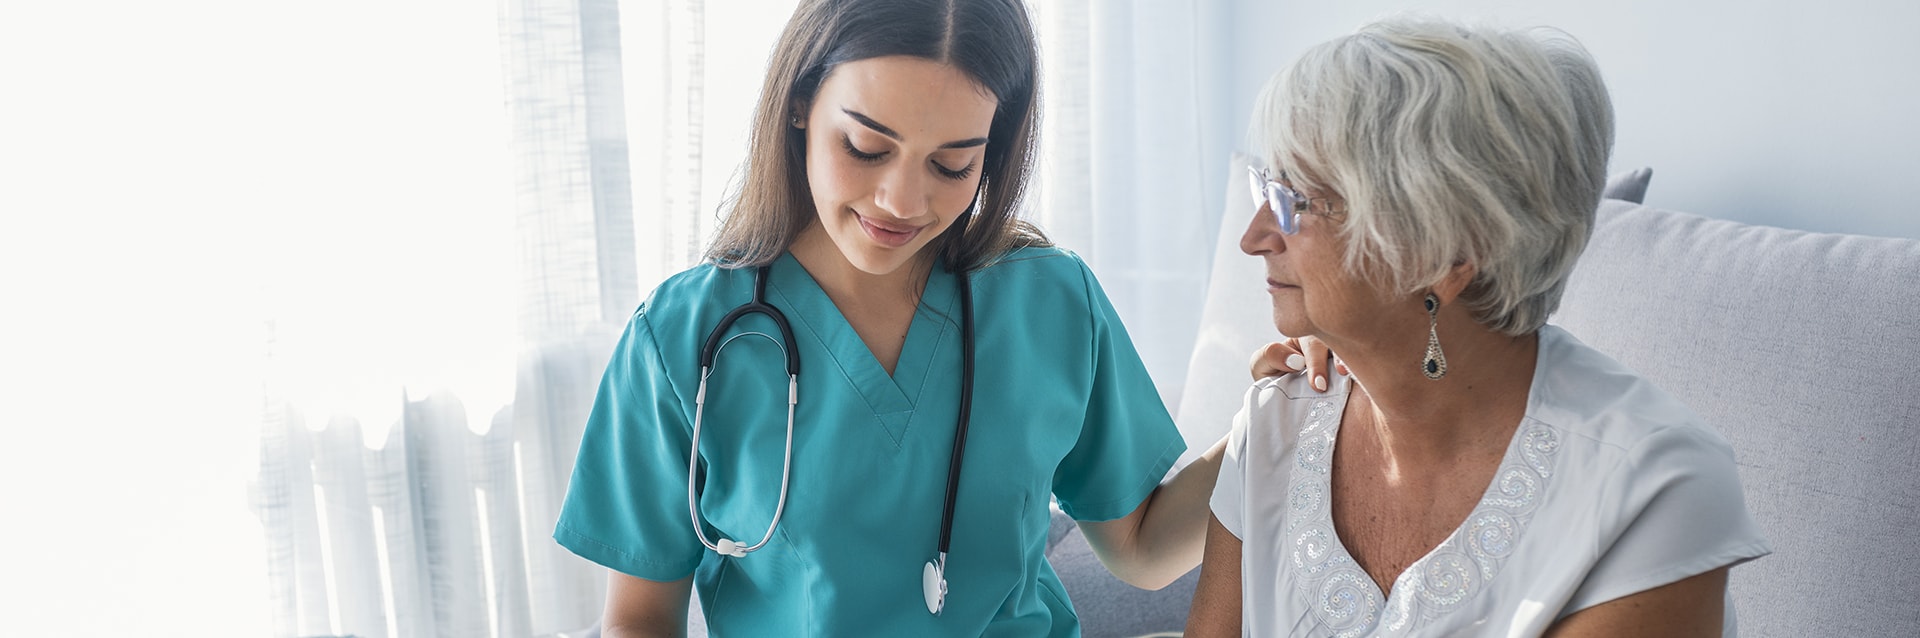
1529, 326, 1735, 459
1247, 372, 1339, 405
1235, 372, 1345, 438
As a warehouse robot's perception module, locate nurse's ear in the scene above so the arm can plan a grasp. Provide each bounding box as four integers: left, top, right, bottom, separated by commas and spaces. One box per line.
789, 100, 809, 129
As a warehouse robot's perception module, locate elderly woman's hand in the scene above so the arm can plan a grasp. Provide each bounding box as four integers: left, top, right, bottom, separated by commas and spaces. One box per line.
1249, 336, 1346, 391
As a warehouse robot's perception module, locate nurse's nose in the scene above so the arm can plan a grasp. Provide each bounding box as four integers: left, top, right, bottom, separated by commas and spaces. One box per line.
872, 162, 931, 221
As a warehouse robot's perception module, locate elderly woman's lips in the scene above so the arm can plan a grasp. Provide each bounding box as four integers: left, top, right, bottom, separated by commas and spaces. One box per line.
1267, 278, 1299, 289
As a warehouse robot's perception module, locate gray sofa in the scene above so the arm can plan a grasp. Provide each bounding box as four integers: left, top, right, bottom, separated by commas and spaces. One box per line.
1047, 162, 1920, 636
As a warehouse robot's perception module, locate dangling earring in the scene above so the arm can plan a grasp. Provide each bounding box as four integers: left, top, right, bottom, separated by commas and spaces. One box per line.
1422, 293, 1448, 380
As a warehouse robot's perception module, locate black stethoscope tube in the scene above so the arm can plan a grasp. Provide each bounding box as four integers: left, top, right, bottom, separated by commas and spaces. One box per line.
698, 266, 800, 376
936, 268, 973, 556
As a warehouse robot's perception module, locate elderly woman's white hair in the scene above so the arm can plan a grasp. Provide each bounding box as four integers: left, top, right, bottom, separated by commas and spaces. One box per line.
1252, 17, 1614, 335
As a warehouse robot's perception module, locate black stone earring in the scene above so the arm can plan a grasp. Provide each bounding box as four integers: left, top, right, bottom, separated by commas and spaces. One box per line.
1423, 293, 1448, 380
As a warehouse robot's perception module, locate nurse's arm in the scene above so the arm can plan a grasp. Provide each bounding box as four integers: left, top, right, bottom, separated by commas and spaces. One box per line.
1183, 513, 1243, 637
603, 569, 693, 638
1075, 435, 1228, 590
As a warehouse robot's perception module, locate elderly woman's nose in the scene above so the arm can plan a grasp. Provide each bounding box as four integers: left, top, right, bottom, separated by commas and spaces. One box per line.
1241, 201, 1285, 256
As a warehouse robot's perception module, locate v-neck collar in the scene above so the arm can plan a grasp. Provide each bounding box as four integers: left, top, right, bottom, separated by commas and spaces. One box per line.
1286, 371, 1563, 633
763, 252, 961, 445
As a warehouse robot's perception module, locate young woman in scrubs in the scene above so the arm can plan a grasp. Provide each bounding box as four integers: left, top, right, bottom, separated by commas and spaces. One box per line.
553, 0, 1330, 635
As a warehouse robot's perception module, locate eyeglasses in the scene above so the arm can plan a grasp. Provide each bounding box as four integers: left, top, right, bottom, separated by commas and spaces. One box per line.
1248, 166, 1347, 235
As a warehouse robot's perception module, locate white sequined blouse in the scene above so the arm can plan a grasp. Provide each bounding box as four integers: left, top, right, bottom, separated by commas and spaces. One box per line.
1209, 325, 1771, 637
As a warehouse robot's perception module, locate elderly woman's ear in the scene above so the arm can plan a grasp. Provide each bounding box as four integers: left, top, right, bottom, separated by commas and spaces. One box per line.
1429, 260, 1478, 306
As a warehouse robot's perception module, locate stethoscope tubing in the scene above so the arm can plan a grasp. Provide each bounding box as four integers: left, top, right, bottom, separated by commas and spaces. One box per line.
688, 353, 797, 557
688, 266, 803, 557
698, 263, 800, 375
936, 269, 974, 555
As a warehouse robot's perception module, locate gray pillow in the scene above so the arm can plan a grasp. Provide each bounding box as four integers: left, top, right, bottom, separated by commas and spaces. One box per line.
1602, 166, 1652, 203
1556, 200, 1920, 636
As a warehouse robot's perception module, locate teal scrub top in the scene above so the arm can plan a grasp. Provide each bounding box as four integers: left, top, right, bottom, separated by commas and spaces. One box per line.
555, 246, 1184, 637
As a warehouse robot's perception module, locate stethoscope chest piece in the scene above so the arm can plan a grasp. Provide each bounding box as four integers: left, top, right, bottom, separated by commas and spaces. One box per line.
923, 557, 948, 614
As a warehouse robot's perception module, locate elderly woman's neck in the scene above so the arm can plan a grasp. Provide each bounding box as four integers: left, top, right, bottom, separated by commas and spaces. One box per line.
1340, 328, 1540, 458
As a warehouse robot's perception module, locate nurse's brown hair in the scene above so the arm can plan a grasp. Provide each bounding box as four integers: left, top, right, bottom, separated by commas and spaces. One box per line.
703, 0, 1049, 273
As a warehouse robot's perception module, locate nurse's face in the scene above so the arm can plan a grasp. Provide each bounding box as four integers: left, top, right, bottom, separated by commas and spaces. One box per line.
797, 56, 997, 276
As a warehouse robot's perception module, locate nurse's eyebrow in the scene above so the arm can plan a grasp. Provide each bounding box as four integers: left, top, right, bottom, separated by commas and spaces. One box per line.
843, 108, 989, 149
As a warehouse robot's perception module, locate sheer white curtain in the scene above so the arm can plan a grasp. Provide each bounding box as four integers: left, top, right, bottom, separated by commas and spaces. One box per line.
249, 0, 801, 635
251, 0, 796, 635
4, 1, 523, 636
1031, 0, 1238, 413
252, 0, 640, 634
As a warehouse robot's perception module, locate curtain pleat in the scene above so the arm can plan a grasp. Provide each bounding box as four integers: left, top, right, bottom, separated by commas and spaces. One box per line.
257, 0, 660, 635
1033, 0, 1235, 413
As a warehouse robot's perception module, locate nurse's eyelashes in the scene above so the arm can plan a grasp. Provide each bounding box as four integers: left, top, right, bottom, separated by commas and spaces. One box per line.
934, 161, 975, 180
841, 135, 886, 162
837, 134, 977, 181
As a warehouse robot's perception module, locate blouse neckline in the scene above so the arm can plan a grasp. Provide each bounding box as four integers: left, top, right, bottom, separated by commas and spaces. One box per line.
1285, 374, 1564, 635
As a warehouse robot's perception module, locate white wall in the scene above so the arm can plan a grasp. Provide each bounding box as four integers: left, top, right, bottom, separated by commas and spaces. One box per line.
1227, 0, 1920, 240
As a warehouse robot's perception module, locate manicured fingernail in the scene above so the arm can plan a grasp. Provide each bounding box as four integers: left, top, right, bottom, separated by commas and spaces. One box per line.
1313, 375, 1328, 392
1285, 354, 1306, 371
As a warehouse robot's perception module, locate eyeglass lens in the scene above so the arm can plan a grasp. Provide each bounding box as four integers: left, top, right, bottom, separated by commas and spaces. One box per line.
1249, 169, 1302, 234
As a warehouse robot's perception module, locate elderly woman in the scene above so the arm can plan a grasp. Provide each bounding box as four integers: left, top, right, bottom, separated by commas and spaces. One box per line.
1185, 18, 1770, 637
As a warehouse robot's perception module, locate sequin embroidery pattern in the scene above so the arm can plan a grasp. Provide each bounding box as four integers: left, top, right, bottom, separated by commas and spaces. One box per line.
1286, 398, 1382, 636
1285, 396, 1562, 636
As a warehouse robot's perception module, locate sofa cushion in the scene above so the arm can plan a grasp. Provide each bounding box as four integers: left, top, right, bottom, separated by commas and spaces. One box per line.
1601, 166, 1652, 204
1172, 153, 1273, 454
1554, 200, 1920, 636
1045, 507, 1199, 638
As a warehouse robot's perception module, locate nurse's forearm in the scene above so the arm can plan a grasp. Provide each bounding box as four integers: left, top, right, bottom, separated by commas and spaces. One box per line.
1079, 435, 1229, 590
603, 625, 685, 638
603, 571, 692, 638
1132, 435, 1230, 582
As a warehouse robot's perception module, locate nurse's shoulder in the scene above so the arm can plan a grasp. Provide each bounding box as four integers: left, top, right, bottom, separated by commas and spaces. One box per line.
611, 262, 758, 390
635, 261, 755, 323
971, 245, 1107, 316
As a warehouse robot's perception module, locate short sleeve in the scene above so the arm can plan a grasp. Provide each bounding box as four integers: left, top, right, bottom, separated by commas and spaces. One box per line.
1049, 263, 1186, 521
1208, 387, 1258, 540
553, 308, 706, 581
1562, 425, 1772, 615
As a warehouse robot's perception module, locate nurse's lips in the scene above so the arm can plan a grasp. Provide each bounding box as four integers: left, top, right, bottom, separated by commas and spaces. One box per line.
859, 215, 924, 248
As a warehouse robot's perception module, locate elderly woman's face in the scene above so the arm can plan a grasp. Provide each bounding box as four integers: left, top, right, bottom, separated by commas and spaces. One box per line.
1240, 176, 1395, 341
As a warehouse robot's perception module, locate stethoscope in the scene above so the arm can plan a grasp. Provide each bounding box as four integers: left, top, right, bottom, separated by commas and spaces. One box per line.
688, 262, 975, 615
